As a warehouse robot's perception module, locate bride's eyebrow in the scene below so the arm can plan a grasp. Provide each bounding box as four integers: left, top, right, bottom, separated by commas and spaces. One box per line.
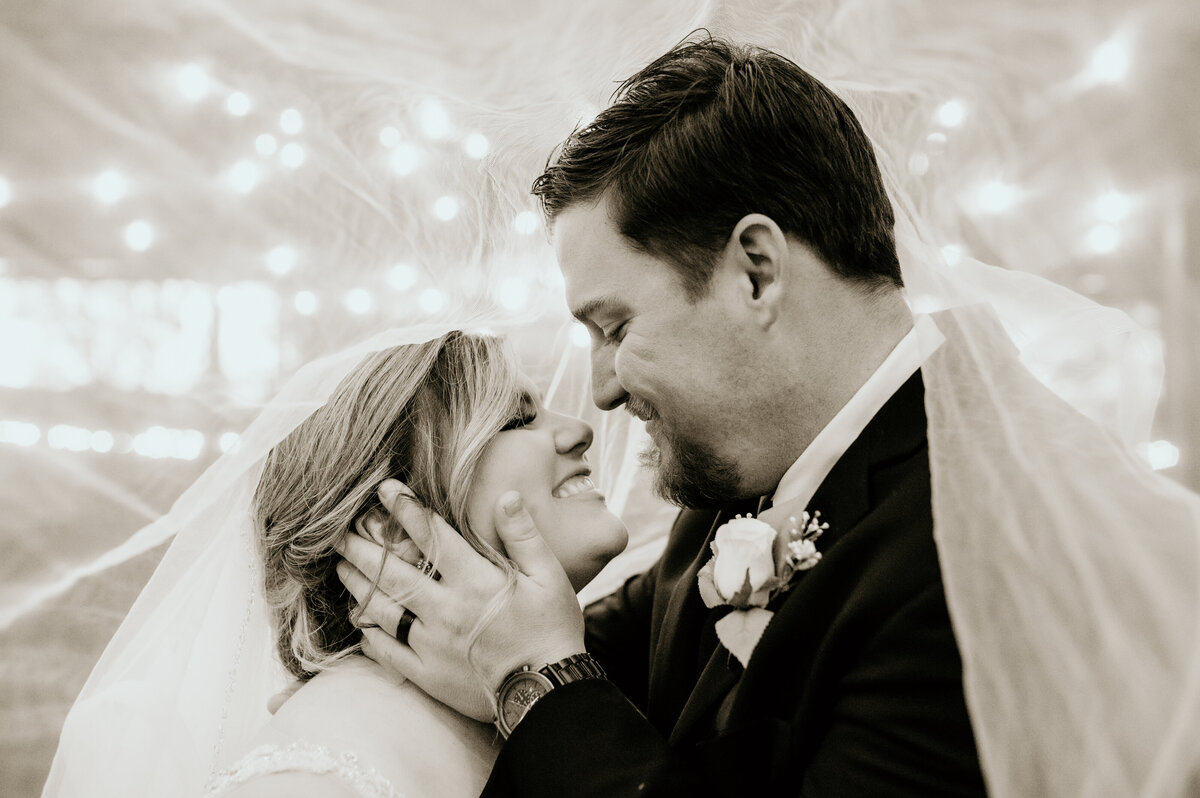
525, 389, 548, 410
511, 389, 538, 412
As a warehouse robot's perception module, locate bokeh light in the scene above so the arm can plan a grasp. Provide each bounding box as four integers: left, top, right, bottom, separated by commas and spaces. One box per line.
418, 287, 447, 314
1090, 37, 1130, 83
379, 126, 401, 148
907, 152, 930, 176
130, 427, 207, 460
433, 195, 459, 221
0, 420, 40, 447
388, 262, 419, 291
280, 108, 304, 135
464, 133, 489, 158
389, 143, 420, 175
936, 100, 967, 127
972, 180, 1020, 214
418, 98, 452, 138
1141, 440, 1181, 470
293, 290, 318, 315
265, 245, 297, 275
226, 160, 261, 193
91, 170, 128, 205
344, 288, 374, 314
48, 425, 91, 452
255, 133, 278, 156
280, 142, 305, 168
123, 220, 155, 251
1087, 223, 1120, 254
175, 63, 210, 101
226, 91, 251, 116
90, 430, 114, 453
1094, 191, 1132, 223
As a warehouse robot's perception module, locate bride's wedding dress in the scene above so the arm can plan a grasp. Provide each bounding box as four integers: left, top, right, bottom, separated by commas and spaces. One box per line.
207, 657, 497, 797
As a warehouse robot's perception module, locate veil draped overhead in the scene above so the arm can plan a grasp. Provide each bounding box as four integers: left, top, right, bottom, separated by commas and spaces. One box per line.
10, 0, 1198, 796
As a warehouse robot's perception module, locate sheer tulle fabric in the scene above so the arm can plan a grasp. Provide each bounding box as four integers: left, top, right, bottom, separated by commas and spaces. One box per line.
924, 305, 1200, 797
28, 1, 1200, 796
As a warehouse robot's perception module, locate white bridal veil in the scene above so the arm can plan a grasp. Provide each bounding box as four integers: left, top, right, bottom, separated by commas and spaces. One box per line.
10, 0, 1199, 796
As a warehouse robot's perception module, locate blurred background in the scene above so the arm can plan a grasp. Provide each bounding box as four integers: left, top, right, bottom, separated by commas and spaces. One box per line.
2, 0, 1197, 794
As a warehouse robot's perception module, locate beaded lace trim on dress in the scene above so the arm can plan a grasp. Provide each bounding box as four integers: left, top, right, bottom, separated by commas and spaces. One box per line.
205, 741, 400, 797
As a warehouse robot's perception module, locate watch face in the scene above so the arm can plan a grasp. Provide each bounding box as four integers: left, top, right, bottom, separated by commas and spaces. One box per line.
498, 670, 553, 735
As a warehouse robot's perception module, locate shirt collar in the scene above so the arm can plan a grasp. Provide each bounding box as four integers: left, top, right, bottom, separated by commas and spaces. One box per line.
768, 314, 945, 510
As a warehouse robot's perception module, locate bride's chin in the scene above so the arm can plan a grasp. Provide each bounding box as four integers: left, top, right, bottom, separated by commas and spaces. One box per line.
599, 525, 631, 565
569, 539, 628, 591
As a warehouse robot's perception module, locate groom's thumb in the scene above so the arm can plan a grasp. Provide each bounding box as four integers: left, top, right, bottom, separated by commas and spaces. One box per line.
493, 492, 558, 578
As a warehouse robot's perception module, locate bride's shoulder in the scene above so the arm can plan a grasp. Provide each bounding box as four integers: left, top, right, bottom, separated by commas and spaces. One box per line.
210, 656, 499, 798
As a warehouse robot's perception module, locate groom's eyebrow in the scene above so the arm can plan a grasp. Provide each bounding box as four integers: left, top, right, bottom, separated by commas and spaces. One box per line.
570, 296, 626, 325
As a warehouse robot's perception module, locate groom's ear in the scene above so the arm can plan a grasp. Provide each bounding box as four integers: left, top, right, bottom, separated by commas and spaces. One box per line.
723, 214, 788, 328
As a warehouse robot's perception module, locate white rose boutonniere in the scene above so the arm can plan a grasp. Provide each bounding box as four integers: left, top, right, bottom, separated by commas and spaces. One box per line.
697, 510, 829, 668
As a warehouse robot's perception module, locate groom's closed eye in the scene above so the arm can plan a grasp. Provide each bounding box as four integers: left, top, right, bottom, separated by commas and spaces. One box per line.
601, 321, 627, 343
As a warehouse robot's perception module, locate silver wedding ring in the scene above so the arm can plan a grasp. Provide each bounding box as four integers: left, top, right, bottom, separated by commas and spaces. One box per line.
414, 556, 441, 581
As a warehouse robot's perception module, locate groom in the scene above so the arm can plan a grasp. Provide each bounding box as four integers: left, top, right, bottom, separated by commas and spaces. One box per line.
339, 37, 987, 796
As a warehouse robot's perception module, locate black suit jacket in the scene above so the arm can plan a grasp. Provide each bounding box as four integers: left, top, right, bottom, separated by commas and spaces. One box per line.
482, 373, 986, 797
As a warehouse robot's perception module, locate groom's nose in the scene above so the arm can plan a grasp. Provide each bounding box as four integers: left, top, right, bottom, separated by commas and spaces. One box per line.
589, 344, 626, 411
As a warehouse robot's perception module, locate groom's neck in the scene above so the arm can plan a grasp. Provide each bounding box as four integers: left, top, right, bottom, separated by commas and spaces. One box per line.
741, 288, 913, 494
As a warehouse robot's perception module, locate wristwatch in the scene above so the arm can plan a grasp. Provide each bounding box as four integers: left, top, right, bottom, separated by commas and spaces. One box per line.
494, 652, 607, 739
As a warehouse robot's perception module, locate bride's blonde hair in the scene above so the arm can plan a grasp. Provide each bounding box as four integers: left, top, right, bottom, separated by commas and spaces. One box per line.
253, 331, 521, 678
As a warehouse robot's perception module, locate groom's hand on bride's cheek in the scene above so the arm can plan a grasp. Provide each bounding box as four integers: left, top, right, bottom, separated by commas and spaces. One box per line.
335, 479, 586, 723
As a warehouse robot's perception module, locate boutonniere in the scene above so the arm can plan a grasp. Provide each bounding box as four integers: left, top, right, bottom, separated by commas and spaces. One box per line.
697, 510, 828, 668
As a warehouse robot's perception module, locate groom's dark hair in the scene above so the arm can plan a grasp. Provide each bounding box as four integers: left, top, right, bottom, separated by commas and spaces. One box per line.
533, 34, 902, 298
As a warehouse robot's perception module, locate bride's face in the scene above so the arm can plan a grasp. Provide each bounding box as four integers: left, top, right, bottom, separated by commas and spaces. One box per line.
465, 378, 628, 591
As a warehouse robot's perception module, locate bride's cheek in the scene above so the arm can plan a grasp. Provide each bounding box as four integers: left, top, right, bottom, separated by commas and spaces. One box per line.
463, 493, 499, 549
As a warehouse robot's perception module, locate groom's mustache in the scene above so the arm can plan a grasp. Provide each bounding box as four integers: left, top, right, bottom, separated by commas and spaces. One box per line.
625, 396, 656, 424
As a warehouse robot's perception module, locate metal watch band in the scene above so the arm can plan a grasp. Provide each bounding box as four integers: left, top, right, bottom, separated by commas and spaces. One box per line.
537, 652, 607, 687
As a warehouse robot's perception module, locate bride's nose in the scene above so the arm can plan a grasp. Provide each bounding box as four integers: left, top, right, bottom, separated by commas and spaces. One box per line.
553, 412, 594, 457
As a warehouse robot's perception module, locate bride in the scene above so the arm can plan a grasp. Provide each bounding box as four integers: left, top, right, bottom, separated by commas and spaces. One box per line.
44, 328, 631, 797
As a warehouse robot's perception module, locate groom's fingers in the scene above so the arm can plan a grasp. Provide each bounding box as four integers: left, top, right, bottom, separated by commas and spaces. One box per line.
335, 536, 436, 613
360, 626, 423, 678
336, 559, 406, 634
492, 492, 564, 583
357, 507, 422, 565
378, 479, 471, 577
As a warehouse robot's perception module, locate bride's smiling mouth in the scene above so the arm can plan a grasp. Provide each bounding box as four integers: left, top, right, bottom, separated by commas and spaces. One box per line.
552, 470, 600, 499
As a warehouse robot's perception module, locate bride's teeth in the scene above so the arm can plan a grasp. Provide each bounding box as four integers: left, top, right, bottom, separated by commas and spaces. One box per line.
553, 474, 595, 498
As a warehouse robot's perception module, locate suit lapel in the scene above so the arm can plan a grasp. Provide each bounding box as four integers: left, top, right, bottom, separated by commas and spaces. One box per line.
666, 371, 928, 743
649, 498, 758, 733
646, 509, 723, 732
669, 630, 738, 744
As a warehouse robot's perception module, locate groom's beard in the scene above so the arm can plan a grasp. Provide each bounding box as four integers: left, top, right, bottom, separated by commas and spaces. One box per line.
638, 418, 742, 509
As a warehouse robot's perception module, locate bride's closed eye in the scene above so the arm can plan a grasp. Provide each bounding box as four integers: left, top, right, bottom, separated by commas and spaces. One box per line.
500, 394, 538, 431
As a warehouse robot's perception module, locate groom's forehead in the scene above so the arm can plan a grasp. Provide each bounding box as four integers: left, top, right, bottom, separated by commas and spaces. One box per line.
555, 201, 673, 300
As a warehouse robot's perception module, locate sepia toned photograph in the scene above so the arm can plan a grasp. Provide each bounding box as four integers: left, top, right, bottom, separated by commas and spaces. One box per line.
2, 1, 1199, 795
